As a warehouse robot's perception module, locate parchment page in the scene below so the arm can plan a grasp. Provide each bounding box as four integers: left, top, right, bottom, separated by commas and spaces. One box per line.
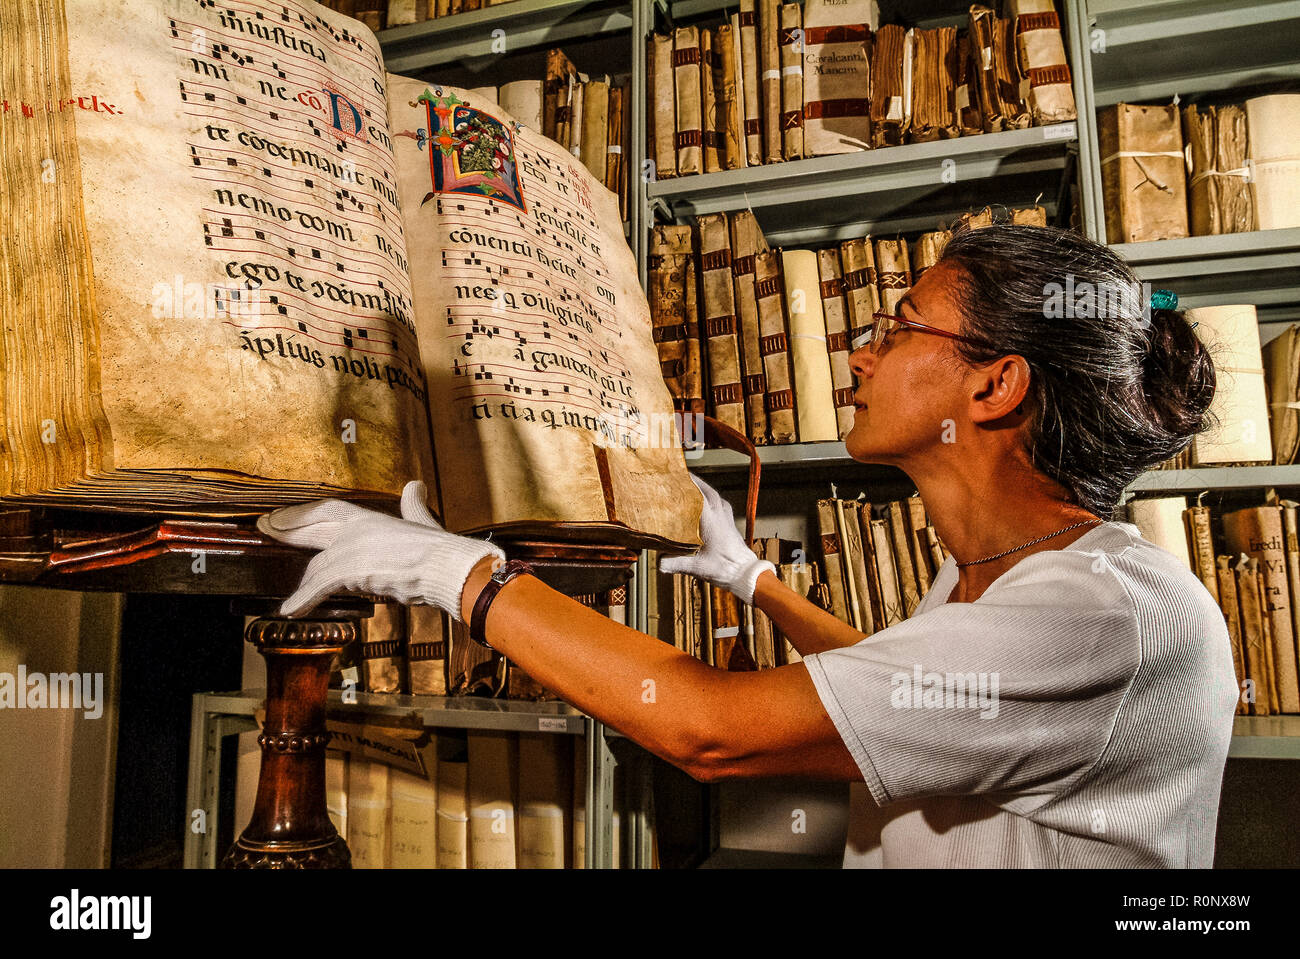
66, 0, 432, 495
385, 74, 700, 548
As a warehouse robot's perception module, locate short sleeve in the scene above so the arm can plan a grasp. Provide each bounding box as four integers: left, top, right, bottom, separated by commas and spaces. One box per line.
802, 552, 1140, 809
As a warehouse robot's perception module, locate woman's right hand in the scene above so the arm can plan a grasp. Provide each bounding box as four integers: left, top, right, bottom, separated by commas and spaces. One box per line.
657, 474, 775, 606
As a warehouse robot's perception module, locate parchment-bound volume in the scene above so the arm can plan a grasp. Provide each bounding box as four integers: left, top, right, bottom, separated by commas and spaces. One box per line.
730, 211, 771, 444
839, 238, 882, 346
407, 605, 448, 695
1188, 306, 1273, 466
779, 2, 804, 160
856, 502, 887, 631
467, 730, 517, 868
360, 600, 408, 693
579, 76, 610, 181
738, 0, 764, 165
887, 500, 920, 617
754, 251, 799, 443
910, 230, 951, 281
517, 733, 571, 869
1245, 94, 1300, 231
869, 515, 905, 627
1182, 103, 1254, 236
435, 754, 469, 868
1215, 555, 1248, 716
801, 0, 876, 157
717, 21, 744, 170
873, 239, 913, 314
968, 5, 1001, 132
835, 499, 868, 632
353, 0, 386, 31
906, 495, 932, 595
564, 77, 586, 159
1263, 325, 1300, 465
1125, 496, 1192, 571
544, 48, 578, 140
325, 752, 348, 840
1182, 505, 1220, 605
816, 249, 856, 439
386, 1, 418, 27
606, 78, 629, 221
1223, 507, 1300, 713
695, 214, 747, 433
870, 24, 907, 147
347, 759, 390, 869
499, 80, 545, 133
698, 29, 722, 174
954, 30, 984, 136
390, 767, 438, 867
1007, 0, 1076, 125
1099, 102, 1189, 243
908, 27, 958, 142
759, 0, 785, 163
648, 225, 704, 415
651, 33, 679, 179
817, 499, 851, 623
674, 26, 704, 175
1, 3, 703, 557
780, 250, 837, 442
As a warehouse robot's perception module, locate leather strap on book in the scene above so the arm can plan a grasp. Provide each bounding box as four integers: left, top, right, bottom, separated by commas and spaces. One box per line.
834, 386, 856, 406
843, 266, 877, 289
803, 24, 873, 45
555, 105, 571, 123
744, 372, 768, 394
702, 130, 724, 149
660, 358, 685, 378
826, 330, 849, 353
1027, 64, 1072, 87
778, 27, 801, 45
654, 322, 688, 343
711, 382, 744, 406
756, 276, 783, 298
676, 129, 702, 148
781, 110, 804, 130
850, 323, 871, 343
759, 332, 788, 355
744, 118, 761, 136
820, 276, 844, 298
361, 639, 401, 659
408, 640, 446, 661
1015, 11, 1060, 33
878, 270, 911, 289
704, 314, 738, 337
821, 532, 841, 555
765, 389, 794, 412
673, 47, 702, 67
739, 10, 755, 26
702, 248, 732, 271
804, 98, 870, 120
732, 253, 756, 276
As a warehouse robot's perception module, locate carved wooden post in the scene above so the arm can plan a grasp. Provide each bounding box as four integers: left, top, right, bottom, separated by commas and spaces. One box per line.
221, 607, 362, 869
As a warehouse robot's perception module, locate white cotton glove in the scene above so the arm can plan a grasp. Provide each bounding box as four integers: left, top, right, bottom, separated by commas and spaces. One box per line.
256, 480, 505, 620
658, 474, 774, 606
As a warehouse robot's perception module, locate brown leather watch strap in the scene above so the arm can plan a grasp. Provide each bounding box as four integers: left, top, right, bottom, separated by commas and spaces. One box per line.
469, 559, 534, 650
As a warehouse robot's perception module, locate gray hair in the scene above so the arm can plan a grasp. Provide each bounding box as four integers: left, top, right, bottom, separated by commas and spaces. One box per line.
936, 223, 1217, 518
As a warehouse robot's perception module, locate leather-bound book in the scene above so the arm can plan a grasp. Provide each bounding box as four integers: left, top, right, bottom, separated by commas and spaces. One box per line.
361, 601, 408, 693
407, 604, 448, 695
888, 500, 921, 617
801, 0, 875, 156
695, 213, 747, 433
738, 0, 765, 165
954, 30, 984, 136
869, 514, 904, 627
816, 248, 856, 439
1215, 555, 1248, 716
651, 33, 679, 179
674, 26, 704, 175
837, 499, 871, 633
910, 230, 951, 281
869, 23, 907, 147
759, 0, 785, 163
579, 77, 610, 181
1262, 325, 1300, 465
839, 237, 881, 346
1223, 507, 1300, 713
717, 21, 744, 170
754, 250, 799, 443
1099, 102, 1190, 243
817, 498, 852, 623
993, 15, 1031, 130
779, 2, 804, 159
1007, 0, 1077, 125
700, 28, 724, 173
1182, 504, 1220, 603
730, 211, 771, 444
544, 48, 578, 141
387, 0, 418, 27
649, 225, 705, 414
873, 238, 912, 313
1234, 556, 1275, 715
906, 495, 932, 594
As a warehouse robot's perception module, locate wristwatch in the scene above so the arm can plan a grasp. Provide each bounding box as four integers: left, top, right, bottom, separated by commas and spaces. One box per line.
469, 559, 534, 650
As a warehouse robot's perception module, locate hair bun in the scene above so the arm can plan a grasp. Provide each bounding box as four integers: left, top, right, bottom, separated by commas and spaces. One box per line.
1142, 308, 1216, 437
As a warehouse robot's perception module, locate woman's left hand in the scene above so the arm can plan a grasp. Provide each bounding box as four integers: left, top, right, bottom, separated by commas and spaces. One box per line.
256, 480, 505, 619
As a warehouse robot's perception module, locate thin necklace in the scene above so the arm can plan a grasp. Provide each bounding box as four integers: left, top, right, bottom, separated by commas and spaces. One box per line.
955, 519, 1105, 567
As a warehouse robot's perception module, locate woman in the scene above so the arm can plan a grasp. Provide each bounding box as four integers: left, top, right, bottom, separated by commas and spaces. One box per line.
258, 224, 1240, 868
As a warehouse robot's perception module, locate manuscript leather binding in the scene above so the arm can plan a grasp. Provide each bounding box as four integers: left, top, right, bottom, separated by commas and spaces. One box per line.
730, 211, 771, 445
907, 26, 958, 143
738, 0, 764, 165
759, 0, 785, 163
754, 251, 798, 443
1007, 0, 1077, 125
674, 26, 704, 175
1224, 509, 1299, 713
839, 237, 882, 348
1, 2, 702, 556
800, 0, 876, 156
816, 249, 856, 440
649, 226, 705, 415
695, 214, 747, 434
650, 33, 679, 178
700, 28, 724, 173
778, 2, 804, 160
869, 24, 907, 146
780, 250, 837, 443
717, 21, 744, 171
873, 238, 913, 314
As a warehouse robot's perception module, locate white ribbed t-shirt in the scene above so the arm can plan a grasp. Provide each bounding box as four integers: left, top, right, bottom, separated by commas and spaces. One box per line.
802, 520, 1239, 868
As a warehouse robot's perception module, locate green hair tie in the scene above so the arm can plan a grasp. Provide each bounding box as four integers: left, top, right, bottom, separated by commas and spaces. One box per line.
1150, 289, 1178, 311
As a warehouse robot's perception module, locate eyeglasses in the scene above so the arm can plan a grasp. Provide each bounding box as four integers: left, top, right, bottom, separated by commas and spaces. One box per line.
855, 311, 993, 354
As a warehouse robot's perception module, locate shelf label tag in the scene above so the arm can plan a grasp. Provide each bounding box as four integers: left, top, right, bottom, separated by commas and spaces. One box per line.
1043, 122, 1076, 141
538, 716, 568, 732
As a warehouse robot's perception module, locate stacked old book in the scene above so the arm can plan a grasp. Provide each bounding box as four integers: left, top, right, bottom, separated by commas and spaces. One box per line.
647, 0, 1076, 179
318, 0, 525, 29
648, 204, 1046, 446
1127, 495, 1300, 716
1100, 92, 1300, 242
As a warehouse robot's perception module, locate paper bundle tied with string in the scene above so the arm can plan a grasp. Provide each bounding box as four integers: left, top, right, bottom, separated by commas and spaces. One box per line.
1183, 103, 1255, 236
1099, 102, 1189, 244
1246, 94, 1300, 231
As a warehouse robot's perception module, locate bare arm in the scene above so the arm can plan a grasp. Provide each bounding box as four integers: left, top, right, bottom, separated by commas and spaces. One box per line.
752, 569, 866, 656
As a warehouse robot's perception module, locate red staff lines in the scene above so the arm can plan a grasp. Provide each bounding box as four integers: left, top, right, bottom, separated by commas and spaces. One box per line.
201, 231, 401, 289
445, 202, 608, 281
186, 132, 384, 192
220, 318, 412, 361
260, 287, 419, 346
200, 212, 408, 287
440, 254, 613, 314
451, 360, 629, 396
440, 269, 617, 341
192, 166, 405, 252
449, 387, 621, 418
233, 0, 383, 74
170, 15, 383, 114
522, 179, 603, 233
444, 311, 629, 365
444, 326, 630, 380
189, 143, 406, 251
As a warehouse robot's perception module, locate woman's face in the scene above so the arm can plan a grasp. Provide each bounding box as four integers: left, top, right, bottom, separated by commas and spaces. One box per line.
844, 260, 973, 466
